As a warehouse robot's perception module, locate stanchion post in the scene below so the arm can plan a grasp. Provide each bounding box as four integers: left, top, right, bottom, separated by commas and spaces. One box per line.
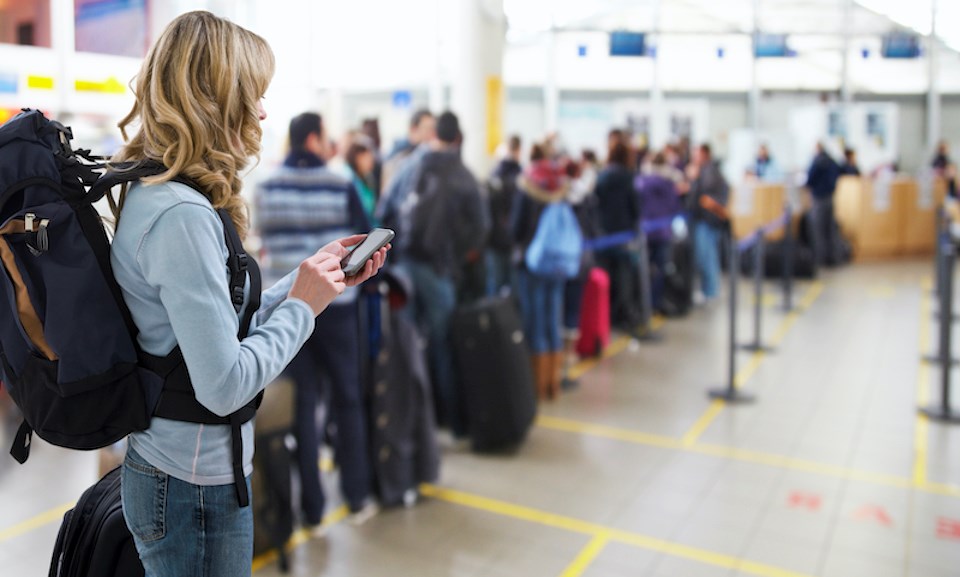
740, 235, 774, 353
635, 230, 663, 342
782, 207, 795, 312
921, 240, 960, 423
933, 206, 944, 298
708, 234, 755, 403
924, 222, 960, 365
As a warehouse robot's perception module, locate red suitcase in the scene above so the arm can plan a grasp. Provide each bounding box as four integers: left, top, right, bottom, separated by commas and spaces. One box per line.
576, 268, 611, 358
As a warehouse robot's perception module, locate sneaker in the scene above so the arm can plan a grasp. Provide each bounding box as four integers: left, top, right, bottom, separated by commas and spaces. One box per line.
347, 501, 380, 526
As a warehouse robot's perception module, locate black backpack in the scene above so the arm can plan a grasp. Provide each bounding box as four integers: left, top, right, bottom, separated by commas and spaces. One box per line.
0, 109, 261, 506
49, 467, 143, 577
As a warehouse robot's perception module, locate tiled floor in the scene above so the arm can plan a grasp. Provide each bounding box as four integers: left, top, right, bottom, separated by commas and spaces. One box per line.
2, 260, 960, 577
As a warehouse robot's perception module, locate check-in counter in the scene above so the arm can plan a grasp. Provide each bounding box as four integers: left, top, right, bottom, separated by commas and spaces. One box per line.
834, 176, 944, 259
730, 182, 787, 241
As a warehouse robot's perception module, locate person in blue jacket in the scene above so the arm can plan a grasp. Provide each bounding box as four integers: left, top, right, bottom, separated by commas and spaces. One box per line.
109, 12, 386, 577
805, 142, 842, 266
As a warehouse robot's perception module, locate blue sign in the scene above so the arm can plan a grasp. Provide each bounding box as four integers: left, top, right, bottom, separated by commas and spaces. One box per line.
717, 47, 725, 59
0, 73, 17, 94
610, 32, 645, 57
392, 90, 412, 110
578, 45, 587, 57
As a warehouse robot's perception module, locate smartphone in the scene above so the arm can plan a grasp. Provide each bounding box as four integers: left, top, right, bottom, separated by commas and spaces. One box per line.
340, 228, 394, 277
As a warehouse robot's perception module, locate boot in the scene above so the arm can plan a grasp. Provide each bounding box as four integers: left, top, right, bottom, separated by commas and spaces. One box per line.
530, 353, 550, 401
547, 351, 564, 401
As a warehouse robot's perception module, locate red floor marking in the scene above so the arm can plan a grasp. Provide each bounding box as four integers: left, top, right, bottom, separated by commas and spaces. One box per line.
852, 505, 893, 527
936, 517, 960, 541
787, 491, 822, 512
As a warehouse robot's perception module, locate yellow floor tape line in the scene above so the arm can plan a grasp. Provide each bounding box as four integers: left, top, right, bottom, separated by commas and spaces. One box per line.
679, 281, 824, 446
421, 484, 815, 577
0, 501, 74, 543
558, 533, 610, 577
567, 317, 666, 381
537, 414, 960, 498
251, 504, 349, 573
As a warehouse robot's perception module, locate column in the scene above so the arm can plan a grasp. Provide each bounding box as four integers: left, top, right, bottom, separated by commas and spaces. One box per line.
748, 0, 761, 134
927, 0, 941, 152
448, 0, 507, 175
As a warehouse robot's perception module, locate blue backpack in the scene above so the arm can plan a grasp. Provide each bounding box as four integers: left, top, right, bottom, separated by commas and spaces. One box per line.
525, 202, 584, 279
0, 109, 261, 506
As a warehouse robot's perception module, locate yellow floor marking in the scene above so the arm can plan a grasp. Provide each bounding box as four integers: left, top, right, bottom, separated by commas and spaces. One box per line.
0, 501, 74, 543
251, 504, 349, 573
868, 285, 897, 299
914, 291, 932, 487
681, 401, 725, 446
536, 415, 960, 497
568, 335, 632, 381
680, 281, 824, 446
422, 484, 814, 577
567, 317, 666, 381
558, 533, 610, 577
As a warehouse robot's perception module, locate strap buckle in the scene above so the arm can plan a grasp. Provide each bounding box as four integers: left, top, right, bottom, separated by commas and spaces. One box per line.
232, 286, 245, 308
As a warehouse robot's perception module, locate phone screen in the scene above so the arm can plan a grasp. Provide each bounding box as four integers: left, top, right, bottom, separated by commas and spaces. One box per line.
341, 228, 394, 275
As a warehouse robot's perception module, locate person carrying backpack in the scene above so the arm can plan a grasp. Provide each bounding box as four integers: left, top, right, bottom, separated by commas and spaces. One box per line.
512, 143, 583, 401
486, 135, 524, 296
102, 12, 386, 577
404, 111, 489, 440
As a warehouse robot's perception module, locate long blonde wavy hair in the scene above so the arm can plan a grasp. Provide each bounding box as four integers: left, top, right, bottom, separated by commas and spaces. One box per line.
110, 11, 275, 239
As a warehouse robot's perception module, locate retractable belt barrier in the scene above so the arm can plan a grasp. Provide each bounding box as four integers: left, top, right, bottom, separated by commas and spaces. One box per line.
582, 216, 678, 342
708, 209, 791, 403
920, 210, 960, 423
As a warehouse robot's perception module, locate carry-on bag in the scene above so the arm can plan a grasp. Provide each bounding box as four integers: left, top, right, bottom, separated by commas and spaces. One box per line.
576, 268, 611, 357
451, 297, 536, 452
48, 467, 143, 577
251, 377, 295, 572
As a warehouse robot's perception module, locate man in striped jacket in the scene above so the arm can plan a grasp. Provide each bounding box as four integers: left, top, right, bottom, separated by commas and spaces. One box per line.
256, 112, 378, 532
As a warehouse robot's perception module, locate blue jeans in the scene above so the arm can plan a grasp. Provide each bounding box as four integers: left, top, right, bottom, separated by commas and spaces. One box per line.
284, 302, 371, 524
122, 448, 253, 577
405, 260, 464, 437
518, 268, 565, 354
648, 239, 672, 311
694, 222, 722, 299
485, 249, 513, 297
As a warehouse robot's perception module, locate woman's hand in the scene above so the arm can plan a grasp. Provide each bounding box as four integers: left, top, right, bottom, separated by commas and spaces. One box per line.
316, 234, 391, 288
345, 245, 389, 287
288, 252, 347, 316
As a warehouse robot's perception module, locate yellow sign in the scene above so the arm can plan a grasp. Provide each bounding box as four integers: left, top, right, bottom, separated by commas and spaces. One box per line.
27, 76, 54, 90
486, 75, 503, 156
75, 77, 126, 94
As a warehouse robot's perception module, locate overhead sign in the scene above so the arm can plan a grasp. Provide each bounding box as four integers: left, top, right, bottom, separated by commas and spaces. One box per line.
0, 73, 17, 94
27, 76, 54, 90
75, 77, 126, 94
391, 90, 412, 110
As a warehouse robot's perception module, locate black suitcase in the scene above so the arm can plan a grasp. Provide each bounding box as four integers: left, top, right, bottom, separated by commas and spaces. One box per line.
49, 467, 144, 577
451, 297, 536, 452
740, 240, 818, 280
251, 378, 295, 573
660, 238, 694, 317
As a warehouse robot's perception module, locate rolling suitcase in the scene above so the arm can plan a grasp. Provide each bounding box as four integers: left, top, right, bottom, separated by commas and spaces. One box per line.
251, 377, 295, 573
49, 467, 144, 577
660, 239, 694, 317
451, 297, 536, 452
576, 268, 611, 357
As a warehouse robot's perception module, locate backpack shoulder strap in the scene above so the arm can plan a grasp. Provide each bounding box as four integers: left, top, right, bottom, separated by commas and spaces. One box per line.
216, 208, 261, 339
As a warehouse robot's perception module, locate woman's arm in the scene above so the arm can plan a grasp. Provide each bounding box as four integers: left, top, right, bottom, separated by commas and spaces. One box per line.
139, 203, 316, 417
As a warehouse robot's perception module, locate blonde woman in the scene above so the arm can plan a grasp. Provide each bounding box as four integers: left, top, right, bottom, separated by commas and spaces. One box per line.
108, 12, 387, 576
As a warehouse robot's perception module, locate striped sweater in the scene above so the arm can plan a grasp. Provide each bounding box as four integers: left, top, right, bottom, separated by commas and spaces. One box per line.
255, 151, 371, 299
